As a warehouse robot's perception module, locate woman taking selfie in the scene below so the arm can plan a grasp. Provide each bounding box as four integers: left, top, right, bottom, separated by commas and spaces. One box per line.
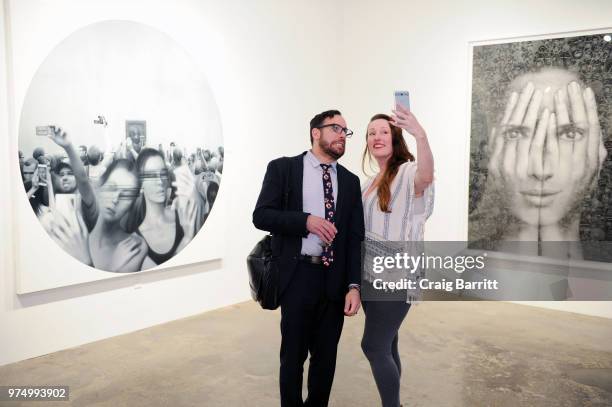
361, 103, 434, 407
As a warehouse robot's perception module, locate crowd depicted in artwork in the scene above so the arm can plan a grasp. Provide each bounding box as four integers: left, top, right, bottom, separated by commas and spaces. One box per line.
19, 126, 223, 271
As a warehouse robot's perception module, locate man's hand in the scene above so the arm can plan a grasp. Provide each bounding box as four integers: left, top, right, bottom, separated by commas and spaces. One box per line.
306, 215, 337, 244
344, 288, 360, 316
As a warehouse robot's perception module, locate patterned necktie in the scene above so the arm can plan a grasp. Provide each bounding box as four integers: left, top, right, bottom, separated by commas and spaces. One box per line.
320, 163, 335, 267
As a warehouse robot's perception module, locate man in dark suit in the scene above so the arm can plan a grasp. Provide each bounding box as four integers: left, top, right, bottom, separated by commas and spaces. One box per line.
253, 110, 365, 406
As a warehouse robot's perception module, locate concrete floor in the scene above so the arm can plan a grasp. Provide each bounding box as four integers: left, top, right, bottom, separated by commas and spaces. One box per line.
1, 301, 611, 407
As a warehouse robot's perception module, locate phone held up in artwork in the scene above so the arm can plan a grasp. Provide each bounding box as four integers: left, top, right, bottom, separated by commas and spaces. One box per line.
35, 125, 55, 137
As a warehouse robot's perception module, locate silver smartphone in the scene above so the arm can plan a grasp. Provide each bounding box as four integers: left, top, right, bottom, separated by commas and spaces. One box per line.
394, 90, 410, 110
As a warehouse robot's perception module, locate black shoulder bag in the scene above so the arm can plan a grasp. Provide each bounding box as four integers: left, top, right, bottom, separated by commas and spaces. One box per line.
247, 159, 290, 310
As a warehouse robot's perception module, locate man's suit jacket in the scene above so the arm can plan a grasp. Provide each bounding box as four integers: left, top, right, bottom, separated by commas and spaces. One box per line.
253, 152, 365, 302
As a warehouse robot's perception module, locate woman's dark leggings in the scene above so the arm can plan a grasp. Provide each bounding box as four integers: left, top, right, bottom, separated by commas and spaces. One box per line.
361, 301, 411, 407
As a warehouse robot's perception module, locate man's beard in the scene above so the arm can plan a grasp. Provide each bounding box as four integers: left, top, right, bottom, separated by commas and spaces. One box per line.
319, 138, 345, 160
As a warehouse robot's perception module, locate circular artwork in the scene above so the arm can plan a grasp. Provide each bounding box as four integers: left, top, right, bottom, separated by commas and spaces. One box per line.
17, 21, 223, 272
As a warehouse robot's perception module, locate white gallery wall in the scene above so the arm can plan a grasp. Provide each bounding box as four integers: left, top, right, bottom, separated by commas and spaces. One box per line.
338, 0, 612, 318
0, 0, 343, 366
1, 0, 611, 367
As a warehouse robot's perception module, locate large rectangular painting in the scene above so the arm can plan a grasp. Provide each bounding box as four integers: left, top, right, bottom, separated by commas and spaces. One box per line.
468, 29, 612, 263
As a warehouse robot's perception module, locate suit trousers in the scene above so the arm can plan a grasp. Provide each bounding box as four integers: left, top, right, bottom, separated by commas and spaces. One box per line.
279, 261, 345, 407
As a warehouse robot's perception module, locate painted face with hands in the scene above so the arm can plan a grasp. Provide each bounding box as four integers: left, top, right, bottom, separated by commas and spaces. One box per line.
489, 68, 607, 229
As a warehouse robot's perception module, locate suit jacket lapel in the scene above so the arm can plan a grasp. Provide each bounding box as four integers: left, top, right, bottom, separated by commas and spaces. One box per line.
292, 153, 305, 211
335, 165, 346, 223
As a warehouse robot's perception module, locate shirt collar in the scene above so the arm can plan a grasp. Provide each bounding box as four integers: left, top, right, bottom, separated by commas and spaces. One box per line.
306, 150, 337, 171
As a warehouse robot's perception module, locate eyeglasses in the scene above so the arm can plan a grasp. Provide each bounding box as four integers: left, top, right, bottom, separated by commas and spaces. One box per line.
317, 124, 353, 138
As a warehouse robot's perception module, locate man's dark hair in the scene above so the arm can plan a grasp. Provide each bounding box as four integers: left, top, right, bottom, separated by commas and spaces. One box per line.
88, 146, 102, 165
24, 157, 38, 168
309, 109, 341, 145
54, 161, 73, 175
32, 147, 45, 160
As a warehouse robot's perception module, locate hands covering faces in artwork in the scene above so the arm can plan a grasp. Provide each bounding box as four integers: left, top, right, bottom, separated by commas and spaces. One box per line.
487, 68, 607, 241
